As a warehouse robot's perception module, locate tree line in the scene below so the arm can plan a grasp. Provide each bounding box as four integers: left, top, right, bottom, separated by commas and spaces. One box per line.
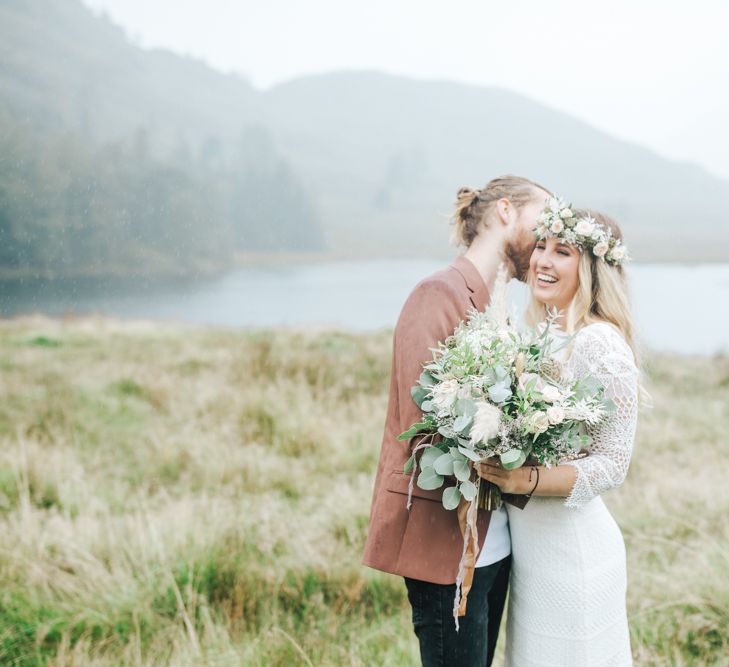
0, 112, 323, 280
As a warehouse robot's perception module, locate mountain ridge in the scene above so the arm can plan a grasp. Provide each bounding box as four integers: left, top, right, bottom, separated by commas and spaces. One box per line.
0, 0, 726, 275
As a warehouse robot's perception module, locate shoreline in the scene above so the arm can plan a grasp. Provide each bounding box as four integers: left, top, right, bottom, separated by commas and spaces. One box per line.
2, 253, 728, 283
1, 314, 725, 359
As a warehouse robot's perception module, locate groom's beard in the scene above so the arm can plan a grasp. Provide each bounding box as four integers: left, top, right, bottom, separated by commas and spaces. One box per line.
505, 229, 536, 282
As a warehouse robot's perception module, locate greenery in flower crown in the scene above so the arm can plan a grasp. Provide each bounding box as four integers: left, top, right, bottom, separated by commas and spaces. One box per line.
534, 196, 629, 266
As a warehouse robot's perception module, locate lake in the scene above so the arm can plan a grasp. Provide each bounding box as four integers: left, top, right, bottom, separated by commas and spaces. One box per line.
1, 260, 728, 356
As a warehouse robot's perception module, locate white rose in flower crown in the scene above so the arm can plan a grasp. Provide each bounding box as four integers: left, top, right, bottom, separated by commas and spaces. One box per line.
550, 219, 564, 233
526, 410, 550, 434
559, 208, 573, 219
610, 245, 626, 261
591, 228, 604, 241
470, 401, 503, 445
540, 385, 562, 403
574, 219, 594, 236
547, 405, 565, 425
431, 379, 459, 411
593, 241, 609, 258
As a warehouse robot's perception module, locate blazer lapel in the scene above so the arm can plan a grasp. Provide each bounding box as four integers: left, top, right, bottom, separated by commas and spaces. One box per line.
451, 255, 490, 311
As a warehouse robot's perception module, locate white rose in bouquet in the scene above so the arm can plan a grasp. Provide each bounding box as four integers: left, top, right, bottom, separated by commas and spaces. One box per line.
547, 405, 566, 424
540, 385, 562, 403
431, 378, 459, 412
526, 410, 550, 434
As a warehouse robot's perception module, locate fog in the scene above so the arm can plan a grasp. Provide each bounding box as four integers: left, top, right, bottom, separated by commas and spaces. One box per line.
1, 1, 728, 324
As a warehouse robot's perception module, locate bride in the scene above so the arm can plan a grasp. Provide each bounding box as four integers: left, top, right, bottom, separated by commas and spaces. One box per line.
477, 208, 639, 666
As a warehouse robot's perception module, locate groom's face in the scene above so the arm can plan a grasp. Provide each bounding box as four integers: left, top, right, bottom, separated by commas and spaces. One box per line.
506, 190, 550, 281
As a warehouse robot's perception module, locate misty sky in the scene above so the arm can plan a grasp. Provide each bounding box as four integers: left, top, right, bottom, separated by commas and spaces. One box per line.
83, 0, 729, 181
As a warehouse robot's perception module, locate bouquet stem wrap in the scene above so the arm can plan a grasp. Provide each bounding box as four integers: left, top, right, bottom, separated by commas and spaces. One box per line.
478, 480, 502, 511
453, 476, 480, 630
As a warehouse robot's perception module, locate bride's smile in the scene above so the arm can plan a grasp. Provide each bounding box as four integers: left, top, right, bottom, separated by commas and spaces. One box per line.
529, 237, 580, 312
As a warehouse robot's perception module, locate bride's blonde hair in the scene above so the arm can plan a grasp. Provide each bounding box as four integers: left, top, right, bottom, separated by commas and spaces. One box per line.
525, 210, 638, 363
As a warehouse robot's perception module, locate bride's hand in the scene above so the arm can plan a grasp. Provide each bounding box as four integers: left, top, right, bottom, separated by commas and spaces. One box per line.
476, 458, 533, 495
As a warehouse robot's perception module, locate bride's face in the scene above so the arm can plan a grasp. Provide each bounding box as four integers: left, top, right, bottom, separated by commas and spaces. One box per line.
529, 237, 581, 312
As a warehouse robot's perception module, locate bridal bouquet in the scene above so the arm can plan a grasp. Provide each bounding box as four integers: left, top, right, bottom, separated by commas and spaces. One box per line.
399, 288, 613, 512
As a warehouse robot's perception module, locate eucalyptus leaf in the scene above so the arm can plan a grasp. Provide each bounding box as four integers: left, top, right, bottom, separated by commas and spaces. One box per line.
442, 486, 462, 510
453, 459, 471, 482
418, 370, 437, 387
397, 421, 430, 441
453, 415, 472, 434
421, 400, 434, 413
397, 426, 418, 441
459, 479, 478, 501
457, 446, 482, 462
418, 467, 444, 490
481, 369, 496, 385
433, 453, 455, 476
448, 447, 468, 462
573, 376, 602, 400
500, 448, 527, 470
420, 447, 442, 468
403, 455, 414, 474
455, 398, 477, 418
411, 386, 431, 409
438, 425, 454, 438
488, 382, 512, 404
457, 436, 472, 447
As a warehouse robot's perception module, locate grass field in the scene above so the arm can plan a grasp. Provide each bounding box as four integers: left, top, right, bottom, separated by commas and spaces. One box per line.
0, 316, 727, 666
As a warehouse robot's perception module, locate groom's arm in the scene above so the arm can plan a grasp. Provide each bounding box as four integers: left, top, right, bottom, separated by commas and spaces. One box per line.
393, 278, 463, 445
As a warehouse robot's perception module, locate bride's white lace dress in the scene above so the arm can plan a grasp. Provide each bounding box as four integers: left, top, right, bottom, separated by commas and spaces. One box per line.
505, 322, 639, 667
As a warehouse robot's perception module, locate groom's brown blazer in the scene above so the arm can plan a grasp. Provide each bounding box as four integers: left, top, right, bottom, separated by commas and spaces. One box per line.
362, 255, 526, 584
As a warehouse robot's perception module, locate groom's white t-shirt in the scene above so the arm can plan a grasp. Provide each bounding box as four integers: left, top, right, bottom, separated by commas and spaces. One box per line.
475, 504, 510, 567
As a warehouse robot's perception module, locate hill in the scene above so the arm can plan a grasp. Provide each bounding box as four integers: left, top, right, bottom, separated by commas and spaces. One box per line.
0, 0, 323, 279
1, 0, 727, 279
264, 71, 729, 259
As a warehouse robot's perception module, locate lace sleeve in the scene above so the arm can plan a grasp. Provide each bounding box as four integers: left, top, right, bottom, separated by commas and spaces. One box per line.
562, 323, 639, 509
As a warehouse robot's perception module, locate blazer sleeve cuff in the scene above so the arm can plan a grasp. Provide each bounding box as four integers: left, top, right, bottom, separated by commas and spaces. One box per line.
502, 492, 530, 510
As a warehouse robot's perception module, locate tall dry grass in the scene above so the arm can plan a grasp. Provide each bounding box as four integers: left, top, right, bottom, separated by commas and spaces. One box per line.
0, 315, 727, 666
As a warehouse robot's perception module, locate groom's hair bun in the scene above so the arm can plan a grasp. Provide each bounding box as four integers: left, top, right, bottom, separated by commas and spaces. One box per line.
451, 175, 549, 248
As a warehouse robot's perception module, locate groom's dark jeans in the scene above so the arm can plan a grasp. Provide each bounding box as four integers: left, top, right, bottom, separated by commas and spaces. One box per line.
404, 555, 511, 667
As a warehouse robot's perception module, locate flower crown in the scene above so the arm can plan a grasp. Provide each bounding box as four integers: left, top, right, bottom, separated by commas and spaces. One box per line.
534, 196, 629, 266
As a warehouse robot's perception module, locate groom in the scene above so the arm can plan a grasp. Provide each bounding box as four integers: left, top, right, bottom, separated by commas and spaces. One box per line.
362, 175, 550, 666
